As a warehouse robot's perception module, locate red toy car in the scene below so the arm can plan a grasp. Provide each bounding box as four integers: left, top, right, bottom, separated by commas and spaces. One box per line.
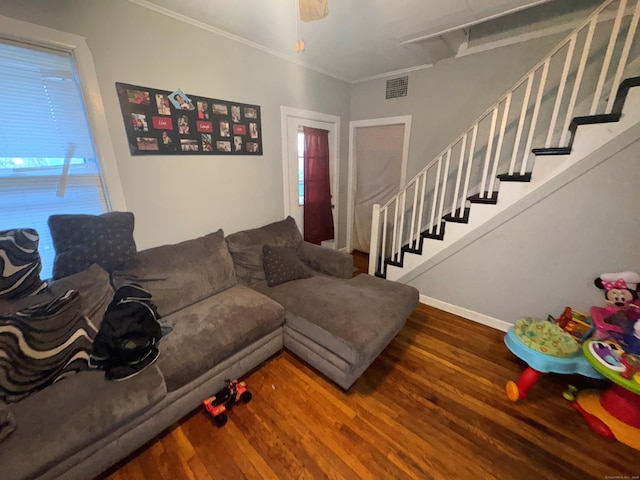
202, 379, 252, 426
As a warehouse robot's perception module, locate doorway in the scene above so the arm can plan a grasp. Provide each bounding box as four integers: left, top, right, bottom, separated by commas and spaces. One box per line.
280, 107, 340, 248
347, 116, 411, 253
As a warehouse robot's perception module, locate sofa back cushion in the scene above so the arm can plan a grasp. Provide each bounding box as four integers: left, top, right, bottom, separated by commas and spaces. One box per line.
225, 217, 303, 285
112, 229, 236, 317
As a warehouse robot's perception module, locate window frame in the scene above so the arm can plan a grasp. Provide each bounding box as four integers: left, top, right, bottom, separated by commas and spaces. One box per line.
0, 13, 127, 212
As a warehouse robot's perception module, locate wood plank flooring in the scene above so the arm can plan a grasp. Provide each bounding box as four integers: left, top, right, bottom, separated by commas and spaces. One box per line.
102, 252, 634, 480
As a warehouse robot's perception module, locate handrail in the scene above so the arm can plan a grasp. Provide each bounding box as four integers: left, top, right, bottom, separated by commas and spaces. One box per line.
395, 0, 617, 196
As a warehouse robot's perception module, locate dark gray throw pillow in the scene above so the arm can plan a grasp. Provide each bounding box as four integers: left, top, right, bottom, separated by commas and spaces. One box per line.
262, 244, 312, 287
0, 229, 47, 300
48, 212, 136, 280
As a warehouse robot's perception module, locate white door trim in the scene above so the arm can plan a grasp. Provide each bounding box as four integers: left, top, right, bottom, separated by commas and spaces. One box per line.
347, 115, 412, 252
280, 106, 340, 246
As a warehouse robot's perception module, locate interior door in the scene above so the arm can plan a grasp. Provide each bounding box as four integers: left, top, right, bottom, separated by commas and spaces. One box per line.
352, 124, 406, 253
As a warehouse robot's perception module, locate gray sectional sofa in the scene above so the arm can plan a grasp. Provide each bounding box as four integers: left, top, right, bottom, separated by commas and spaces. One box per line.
0, 217, 418, 480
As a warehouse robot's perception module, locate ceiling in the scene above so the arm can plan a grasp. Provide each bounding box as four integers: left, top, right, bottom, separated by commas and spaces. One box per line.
129, 0, 584, 83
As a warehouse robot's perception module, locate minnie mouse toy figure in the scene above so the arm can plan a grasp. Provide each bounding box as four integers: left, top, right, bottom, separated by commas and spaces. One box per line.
592, 271, 640, 353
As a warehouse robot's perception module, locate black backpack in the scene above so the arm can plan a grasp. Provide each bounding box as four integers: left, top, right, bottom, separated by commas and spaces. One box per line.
92, 284, 162, 380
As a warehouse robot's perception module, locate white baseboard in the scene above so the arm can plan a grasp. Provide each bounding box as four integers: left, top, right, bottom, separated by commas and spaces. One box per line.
419, 294, 512, 332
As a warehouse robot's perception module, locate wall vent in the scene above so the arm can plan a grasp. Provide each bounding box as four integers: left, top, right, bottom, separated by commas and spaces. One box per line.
386, 76, 408, 99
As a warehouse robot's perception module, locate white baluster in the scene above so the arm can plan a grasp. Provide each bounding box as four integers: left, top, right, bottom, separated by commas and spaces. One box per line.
480, 107, 498, 197
391, 198, 399, 262
398, 190, 406, 259
607, 0, 640, 113
546, 36, 576, 148
368, 203, 381, 275
508, 74, 533, 175
381, 207, 388, 275
451, 133, 467, 215
416, 171, 427, 243
560, 19, 596, 146
488, 93, 511, 196
522, 58, 550, 174
436, 149, 451, 235
460, 124, 478, 211
408, 179, 419, 250
429, 158, 442, 232
591, 0, 627, 115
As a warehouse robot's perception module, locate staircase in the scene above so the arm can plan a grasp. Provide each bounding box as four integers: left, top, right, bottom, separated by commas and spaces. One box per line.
369, 0, 640, 282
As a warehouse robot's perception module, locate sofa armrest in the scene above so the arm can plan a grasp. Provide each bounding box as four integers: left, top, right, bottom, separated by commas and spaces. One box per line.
297, 242, 353, 279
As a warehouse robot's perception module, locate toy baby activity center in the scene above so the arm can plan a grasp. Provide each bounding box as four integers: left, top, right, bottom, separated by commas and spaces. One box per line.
505, 271, 640, 451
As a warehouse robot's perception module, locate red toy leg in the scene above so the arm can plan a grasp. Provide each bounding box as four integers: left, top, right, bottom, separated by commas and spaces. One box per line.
517, 367, 544, 399
506, 367, 544, 401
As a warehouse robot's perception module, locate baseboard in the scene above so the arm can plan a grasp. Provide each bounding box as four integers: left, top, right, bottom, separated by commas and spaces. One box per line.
419, 294, 512, 332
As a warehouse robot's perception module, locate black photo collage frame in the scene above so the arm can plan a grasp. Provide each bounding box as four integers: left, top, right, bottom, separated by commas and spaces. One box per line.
116, 82, 263, 156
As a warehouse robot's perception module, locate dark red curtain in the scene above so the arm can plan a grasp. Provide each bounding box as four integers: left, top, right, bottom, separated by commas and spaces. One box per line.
303, 127, 334, 245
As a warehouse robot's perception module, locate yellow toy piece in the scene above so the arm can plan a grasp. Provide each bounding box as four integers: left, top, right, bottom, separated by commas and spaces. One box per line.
506, 380, 520, 402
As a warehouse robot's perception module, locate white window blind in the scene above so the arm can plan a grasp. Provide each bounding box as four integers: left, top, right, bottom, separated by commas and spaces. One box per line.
0, 40, 108, 279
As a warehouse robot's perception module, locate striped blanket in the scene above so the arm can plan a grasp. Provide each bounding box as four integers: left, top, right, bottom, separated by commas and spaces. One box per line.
0, 290, 98, 403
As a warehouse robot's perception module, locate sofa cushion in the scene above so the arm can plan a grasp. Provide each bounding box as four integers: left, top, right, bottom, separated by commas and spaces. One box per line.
0, 228, 47, 300
262, 245, 312, 287
48, 212, 137, 279
226, 216, 303, 285
157, 284, 284, 391
253, 274, 418, 365
0, 264, 114, 329
0, 365, 165, 480
112, 229, 236, 317
0, 401, 15, 443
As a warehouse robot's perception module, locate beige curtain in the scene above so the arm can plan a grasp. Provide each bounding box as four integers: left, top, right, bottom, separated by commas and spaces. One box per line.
353, 124, 405, 253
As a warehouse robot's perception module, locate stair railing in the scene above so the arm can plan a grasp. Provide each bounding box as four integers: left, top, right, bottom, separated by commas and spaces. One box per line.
369, 0, 640, 277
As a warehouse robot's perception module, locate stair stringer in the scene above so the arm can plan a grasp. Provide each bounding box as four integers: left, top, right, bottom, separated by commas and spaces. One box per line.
386, 86, 640, 283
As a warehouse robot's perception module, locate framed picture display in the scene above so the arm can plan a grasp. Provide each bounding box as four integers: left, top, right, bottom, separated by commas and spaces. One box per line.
116, 82, 263, 156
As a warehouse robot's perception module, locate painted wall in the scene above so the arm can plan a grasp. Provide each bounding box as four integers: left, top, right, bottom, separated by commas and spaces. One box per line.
349, 34, 565, 182
0, 0, 351, 250
407, 123, 640, 324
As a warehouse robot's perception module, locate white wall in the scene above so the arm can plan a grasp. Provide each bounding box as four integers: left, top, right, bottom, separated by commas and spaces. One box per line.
408, 122, 640, 325
350, 34, 565, 181
0, 0, 351, 250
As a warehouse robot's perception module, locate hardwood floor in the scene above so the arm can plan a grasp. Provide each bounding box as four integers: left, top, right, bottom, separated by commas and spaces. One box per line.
102, 254, 634, 480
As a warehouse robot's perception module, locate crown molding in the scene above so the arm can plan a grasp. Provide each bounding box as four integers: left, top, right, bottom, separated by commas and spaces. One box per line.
127, 0, 350, 83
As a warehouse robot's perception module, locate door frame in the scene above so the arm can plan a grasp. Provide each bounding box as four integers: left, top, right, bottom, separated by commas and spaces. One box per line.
347, 116, 412, 252
280, 106, 340, 246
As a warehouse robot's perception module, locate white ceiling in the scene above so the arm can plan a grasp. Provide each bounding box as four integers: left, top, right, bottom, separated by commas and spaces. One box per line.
130, 0, 555, 82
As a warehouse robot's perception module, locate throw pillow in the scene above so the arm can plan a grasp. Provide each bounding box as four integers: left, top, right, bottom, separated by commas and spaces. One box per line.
0, 229, 47, 300
262, 244, 312, 287
48, 212, 137, 280
0, 290, 98, 403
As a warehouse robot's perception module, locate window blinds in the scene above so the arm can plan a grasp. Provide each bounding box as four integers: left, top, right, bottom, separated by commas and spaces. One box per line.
0, 40, 107, 279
